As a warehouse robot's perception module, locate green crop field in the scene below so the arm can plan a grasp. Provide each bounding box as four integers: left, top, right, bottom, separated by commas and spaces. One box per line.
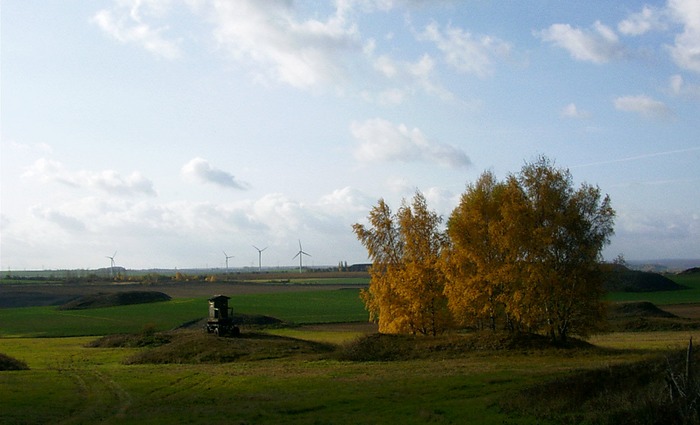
0, 289, 368, 338
606, 273, 700, 304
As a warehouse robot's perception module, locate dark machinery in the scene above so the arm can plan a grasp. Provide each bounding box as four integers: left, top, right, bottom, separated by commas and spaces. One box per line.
205, 295, 240, 336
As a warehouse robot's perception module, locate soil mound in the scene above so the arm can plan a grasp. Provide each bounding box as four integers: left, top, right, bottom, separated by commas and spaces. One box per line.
0, 353, 30, 371
502, 347, 698, 424
59, 291, 171, 310
603, 270, 683, 292
606, 301, 700, 332
679, 267, 700, 275
336, 331, 594, 362
609, 301, 677, 319
121, 331, 334, 364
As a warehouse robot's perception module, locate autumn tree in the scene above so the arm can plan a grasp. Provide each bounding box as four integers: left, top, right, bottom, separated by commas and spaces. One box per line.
445, 157, 615, 342
353, 192, 450, 335
443, 171, 511, 330
515, 156, 615, 341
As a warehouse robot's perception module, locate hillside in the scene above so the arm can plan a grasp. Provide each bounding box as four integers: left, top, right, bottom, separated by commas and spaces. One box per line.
602, 267, 683, 292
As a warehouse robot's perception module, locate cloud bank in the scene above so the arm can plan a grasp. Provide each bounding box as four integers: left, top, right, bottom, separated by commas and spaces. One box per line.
23, 158, 156, 197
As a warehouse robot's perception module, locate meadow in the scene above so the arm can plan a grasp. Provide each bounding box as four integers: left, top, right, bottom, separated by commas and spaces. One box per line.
1, 273, 699, 424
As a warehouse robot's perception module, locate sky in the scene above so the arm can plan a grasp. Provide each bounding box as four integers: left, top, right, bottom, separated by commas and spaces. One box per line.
1, 0, 699, 271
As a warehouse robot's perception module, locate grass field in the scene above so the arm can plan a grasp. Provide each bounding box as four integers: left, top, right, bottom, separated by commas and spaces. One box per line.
0, 289, 368, 338
1, 273, 699, 423
3, 331, 693, 425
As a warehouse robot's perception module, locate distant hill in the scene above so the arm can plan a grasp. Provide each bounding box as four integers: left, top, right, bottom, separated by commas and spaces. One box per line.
59, 291, 171, 310
627, 259, 700, 273
679, 267, 700, 275
602, 267, 683, 292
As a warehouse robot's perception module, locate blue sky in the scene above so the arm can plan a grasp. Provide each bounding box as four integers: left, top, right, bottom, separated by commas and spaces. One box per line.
2, 0, 699, 270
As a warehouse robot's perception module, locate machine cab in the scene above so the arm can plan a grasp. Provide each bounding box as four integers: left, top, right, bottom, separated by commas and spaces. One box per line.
208, 295, 231, 321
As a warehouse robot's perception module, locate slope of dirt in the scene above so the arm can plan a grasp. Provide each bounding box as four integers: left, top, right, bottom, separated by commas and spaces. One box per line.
58, 291, 171, 310
603, 270, 684, 292
0, 353, 30, 371
121, 331, 334, 364
606, 301, 700, 332
608, 301, 677, 319
679, 267, 700, 275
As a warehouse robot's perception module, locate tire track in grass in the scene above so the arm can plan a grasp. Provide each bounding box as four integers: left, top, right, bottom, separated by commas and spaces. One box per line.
58, 368, 131, 424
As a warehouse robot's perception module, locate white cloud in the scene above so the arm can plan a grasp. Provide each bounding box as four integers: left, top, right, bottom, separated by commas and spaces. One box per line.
618, 1, 700, 73
614, 94, 672, 118
205, 0, 361, 88
537, 21, 623, 63
92, 0, 182, 59
181, 157, 249, 190
560, 102, 590, 119
419, 22, 511, 77
23, 158, 157, 196
318, 186, 374, 215
351, 118, 471, 168
669, 74, 700, 98
618, 6, 667, 36
611, 209, 700, 259
667, 0, 700, 73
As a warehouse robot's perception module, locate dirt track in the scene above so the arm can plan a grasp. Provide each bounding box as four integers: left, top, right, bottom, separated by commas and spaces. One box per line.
0, 281, 365, 308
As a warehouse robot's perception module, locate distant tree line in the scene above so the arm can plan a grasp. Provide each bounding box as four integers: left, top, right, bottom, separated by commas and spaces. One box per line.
353, 156, 615, 342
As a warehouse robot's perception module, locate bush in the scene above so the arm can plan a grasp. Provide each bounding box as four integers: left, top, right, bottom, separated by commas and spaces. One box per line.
0, 353, 30, 371
501, 343, 700, 424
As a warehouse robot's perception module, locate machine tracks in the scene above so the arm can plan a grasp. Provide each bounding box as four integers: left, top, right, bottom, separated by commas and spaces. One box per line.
58, 368, 131, 424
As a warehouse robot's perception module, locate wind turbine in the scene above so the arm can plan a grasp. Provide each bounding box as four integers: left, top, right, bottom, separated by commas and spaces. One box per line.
223, 251, 234, 271
253, 245, 267, 271
292, 240, 311, 273
106, 251, 117, 277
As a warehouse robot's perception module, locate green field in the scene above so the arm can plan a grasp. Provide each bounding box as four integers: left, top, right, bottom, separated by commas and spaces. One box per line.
606, 273, 700, 304
1, 273, 700, 424
0, 289, 368, 338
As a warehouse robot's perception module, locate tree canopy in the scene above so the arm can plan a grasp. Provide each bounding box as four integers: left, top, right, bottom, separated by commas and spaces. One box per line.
354, 157, 615, 342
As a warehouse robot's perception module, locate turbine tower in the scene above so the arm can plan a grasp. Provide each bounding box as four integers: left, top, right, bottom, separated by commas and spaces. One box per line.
106, 251, 117, 277
292, 240, 311, 273
253, 245, 267, 271
223, 251, 234, 271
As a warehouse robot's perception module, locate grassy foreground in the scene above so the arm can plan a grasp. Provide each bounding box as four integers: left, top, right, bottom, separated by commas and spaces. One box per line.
2, 273, 700, 423
2, 331, 695, 425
